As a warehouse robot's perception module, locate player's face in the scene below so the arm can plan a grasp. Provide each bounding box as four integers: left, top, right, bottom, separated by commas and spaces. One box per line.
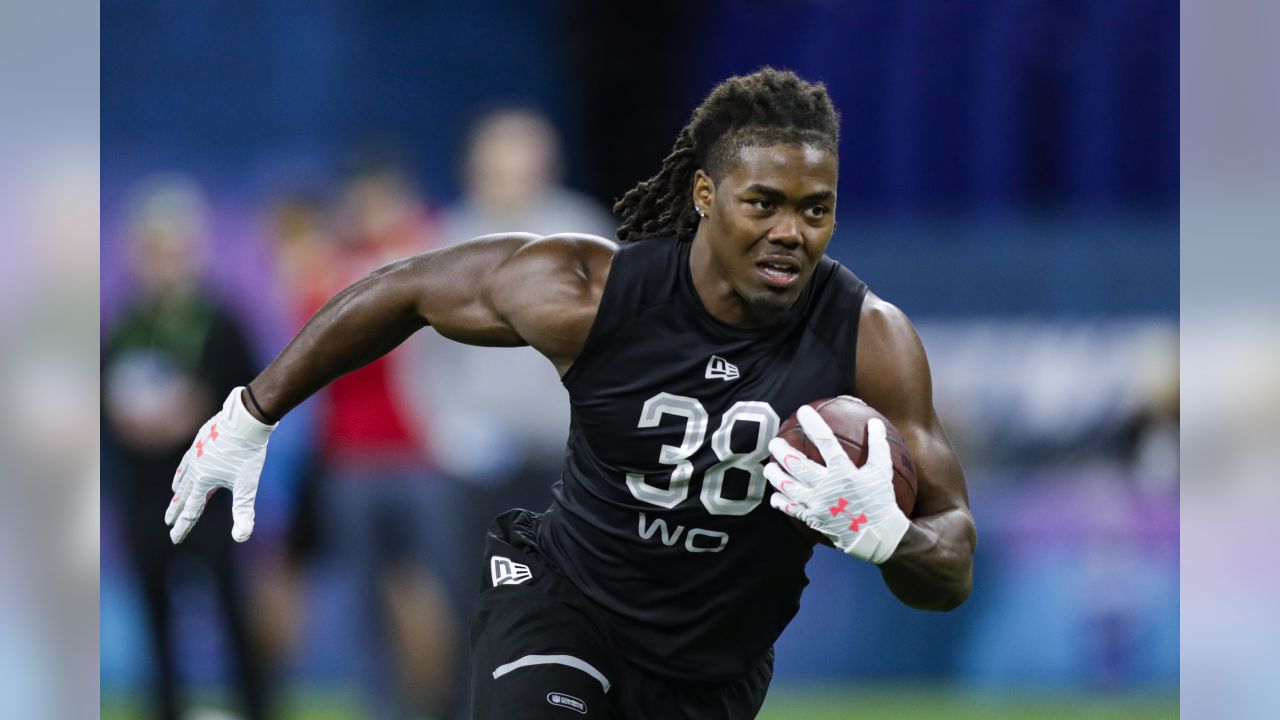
691, 142, 838, 326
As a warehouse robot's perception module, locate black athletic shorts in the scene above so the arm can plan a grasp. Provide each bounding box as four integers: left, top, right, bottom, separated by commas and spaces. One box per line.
469, 509, 774, 719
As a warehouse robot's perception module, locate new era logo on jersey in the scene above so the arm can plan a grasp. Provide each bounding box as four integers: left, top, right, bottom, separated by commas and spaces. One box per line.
705, 355, 740, 381
490, 556, 532, 587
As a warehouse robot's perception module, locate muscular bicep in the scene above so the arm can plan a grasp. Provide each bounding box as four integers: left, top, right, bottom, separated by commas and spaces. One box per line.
404, 232, 615, 370
897, 409, 968, 517
855, 294, 970, 517
397, 233, 538, 346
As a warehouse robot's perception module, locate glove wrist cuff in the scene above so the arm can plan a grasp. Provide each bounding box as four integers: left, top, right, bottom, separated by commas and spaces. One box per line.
227, 386, 277, 443
869, 513, 911, 565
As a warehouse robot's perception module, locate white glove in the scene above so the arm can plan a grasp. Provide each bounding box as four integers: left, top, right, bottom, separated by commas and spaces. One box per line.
764, 406, 910, 564
165, 387, 276, 544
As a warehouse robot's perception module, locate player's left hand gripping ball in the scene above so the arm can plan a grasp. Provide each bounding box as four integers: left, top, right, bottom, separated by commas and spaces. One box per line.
764, 407, 910, 564
165, 387, 277, 544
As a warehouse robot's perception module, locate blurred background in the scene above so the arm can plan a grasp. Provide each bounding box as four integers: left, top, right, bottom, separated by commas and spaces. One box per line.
100, 1, 1177, 719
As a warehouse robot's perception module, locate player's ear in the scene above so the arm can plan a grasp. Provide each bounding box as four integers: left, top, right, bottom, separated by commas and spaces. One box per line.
693, 169, 714, 217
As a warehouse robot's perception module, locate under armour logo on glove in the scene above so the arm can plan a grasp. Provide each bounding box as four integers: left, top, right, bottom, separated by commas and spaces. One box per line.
763, 407, 910, 565
828, 498, 869, 532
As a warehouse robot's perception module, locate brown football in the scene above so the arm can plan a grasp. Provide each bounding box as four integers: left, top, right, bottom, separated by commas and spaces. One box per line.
775, 396, 918, 543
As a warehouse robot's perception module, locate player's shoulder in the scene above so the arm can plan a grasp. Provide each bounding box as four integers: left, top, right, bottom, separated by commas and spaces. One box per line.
512, 229, 616, 285
855, 291, 931, 404
487, 233, 618, 372
491, 232, 617, 297
860, 290, 906, 326
508, 232, 618, 269
858, 291, 920, 351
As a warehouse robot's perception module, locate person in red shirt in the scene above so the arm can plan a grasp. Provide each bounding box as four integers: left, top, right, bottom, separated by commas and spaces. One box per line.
305, 163, 468, 720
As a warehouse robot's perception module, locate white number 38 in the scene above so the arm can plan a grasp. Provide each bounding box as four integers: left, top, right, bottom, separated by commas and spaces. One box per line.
625, 392, 779, 516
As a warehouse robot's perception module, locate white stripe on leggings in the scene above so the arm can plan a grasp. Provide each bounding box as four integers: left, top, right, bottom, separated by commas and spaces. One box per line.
491, 654, 611, 693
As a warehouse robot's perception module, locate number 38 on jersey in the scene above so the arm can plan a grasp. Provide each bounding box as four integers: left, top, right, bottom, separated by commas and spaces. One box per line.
626, 392, 779, 553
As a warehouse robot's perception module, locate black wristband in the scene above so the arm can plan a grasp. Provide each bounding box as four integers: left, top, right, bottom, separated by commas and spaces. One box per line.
243, 384, 278, 425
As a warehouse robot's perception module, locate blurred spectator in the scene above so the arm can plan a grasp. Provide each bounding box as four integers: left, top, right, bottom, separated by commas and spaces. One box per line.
413, 107, 616, 509
444, 107, 616, 242
248, 194, 333, 694
309, 163, 467, 719
101, 175, 269, 720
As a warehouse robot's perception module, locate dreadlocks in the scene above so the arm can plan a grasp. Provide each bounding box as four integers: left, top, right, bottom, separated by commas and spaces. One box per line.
614, 67, 840, 243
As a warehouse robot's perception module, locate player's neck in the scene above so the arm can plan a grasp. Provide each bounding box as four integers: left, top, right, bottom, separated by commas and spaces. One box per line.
688, 231, 786, 329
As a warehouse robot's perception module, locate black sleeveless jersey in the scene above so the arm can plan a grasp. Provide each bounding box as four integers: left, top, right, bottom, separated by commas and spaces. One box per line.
539, 236, 869, 682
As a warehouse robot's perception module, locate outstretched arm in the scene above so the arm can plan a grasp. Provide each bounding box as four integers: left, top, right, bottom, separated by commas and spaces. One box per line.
165, 232, 615, 542
245, 232, 614, 422
855, 293, 976, 611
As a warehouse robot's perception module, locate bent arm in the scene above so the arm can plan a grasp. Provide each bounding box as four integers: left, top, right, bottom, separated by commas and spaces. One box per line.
855, 294, 976, 611
244, 232, 614, 422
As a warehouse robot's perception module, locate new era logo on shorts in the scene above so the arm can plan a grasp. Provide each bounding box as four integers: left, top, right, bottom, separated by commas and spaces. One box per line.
547, 692, 587, 714
490, 555, 532, 587
705, 355, 739, 381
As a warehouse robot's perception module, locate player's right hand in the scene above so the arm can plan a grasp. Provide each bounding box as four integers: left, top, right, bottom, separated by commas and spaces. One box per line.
165, 386, 276, 544
763, 408, 909, 565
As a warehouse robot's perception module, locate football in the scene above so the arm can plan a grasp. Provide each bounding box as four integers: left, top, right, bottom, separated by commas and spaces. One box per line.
776, 396, 918, 520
